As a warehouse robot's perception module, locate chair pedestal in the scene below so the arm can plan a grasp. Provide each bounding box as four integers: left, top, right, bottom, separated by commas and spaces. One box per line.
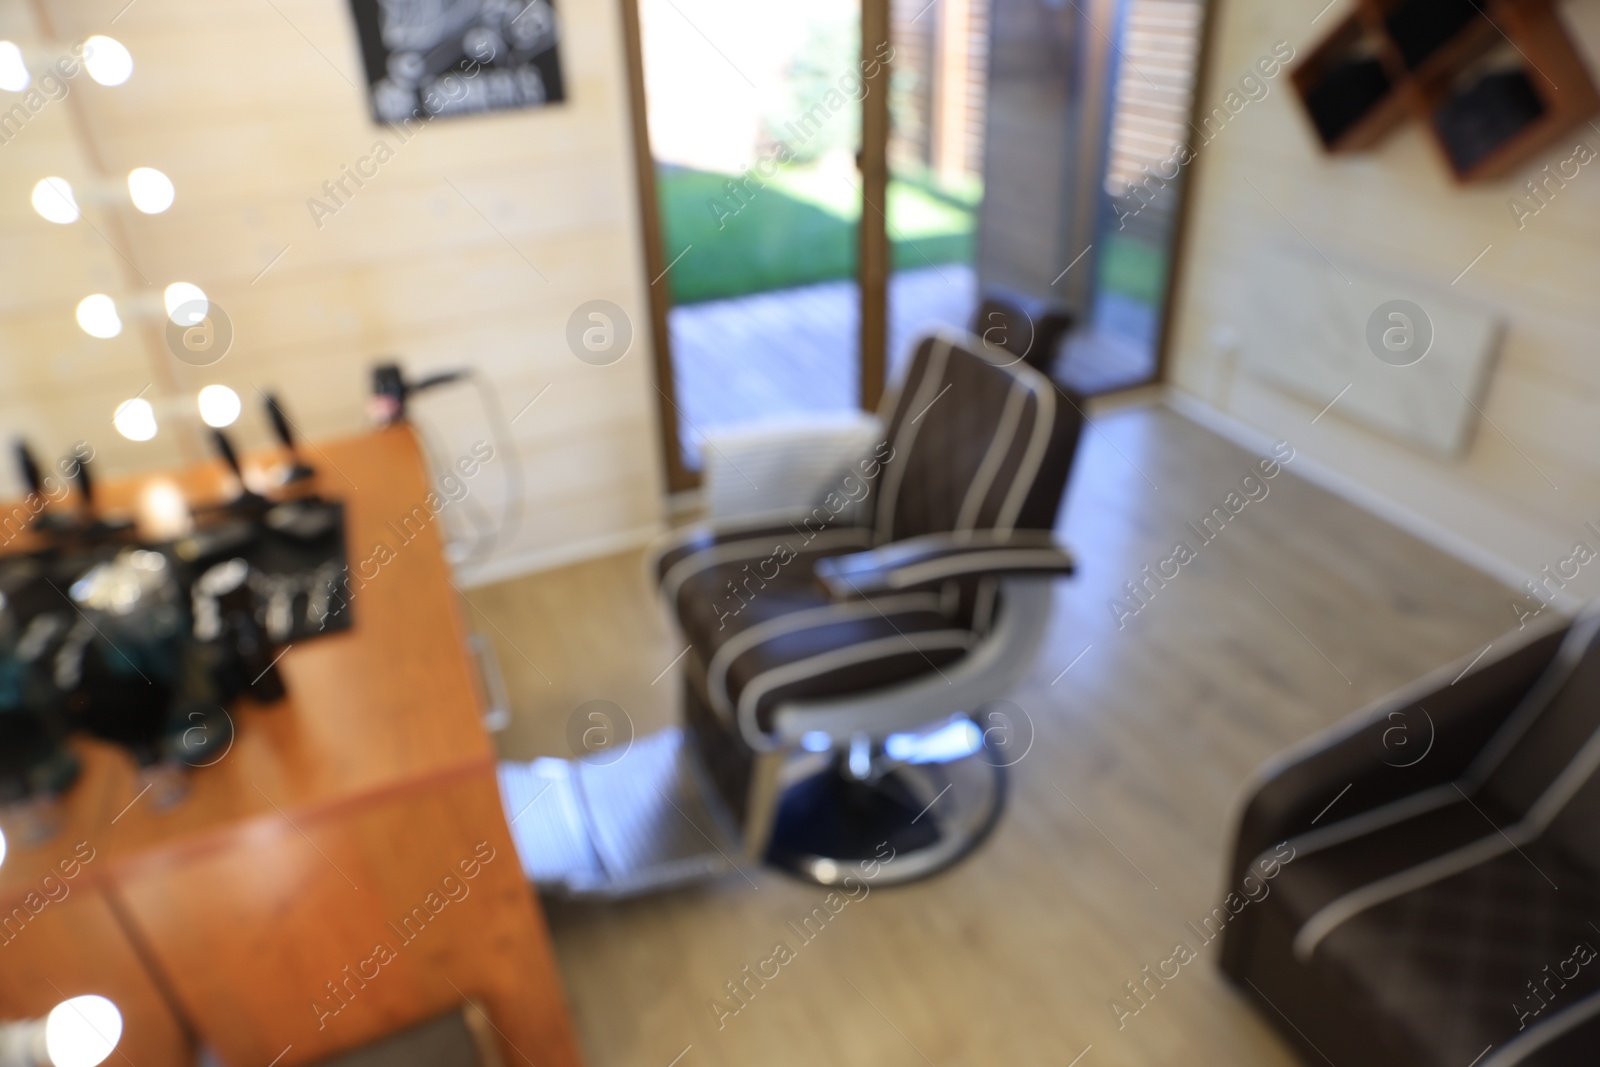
498, 716, 1009, 896
765, 732, 1007, 887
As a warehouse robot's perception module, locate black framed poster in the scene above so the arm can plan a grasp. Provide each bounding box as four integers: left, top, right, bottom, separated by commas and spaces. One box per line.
347, 0, 566, 123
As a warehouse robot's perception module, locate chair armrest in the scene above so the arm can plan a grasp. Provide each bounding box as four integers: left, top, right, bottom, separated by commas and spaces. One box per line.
1224, 618, 1570, 885
650, 512, 871, 594
812, 531, 1075, 599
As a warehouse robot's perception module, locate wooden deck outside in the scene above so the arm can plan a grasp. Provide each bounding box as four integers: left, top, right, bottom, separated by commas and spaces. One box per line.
668, 265, 976, 467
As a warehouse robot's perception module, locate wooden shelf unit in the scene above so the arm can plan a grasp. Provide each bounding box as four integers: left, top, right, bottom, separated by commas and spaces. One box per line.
1291, 0, 1600, 183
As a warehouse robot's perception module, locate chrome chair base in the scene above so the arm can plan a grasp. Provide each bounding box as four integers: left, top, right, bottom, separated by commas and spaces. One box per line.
499, 717, 1007, 896
764, 730, 1007, 887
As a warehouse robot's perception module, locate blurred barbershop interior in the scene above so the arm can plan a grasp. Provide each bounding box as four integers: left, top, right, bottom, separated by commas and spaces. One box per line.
3, 0, 1600, 1064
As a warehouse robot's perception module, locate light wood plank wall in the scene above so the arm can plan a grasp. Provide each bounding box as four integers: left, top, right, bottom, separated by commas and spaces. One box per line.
1167, 0, 1600, 610
0, 0, 665, 582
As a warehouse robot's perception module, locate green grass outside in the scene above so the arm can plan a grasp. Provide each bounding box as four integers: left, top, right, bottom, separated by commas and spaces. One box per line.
657, 164, 976, 305
1095, 231, 1169, 307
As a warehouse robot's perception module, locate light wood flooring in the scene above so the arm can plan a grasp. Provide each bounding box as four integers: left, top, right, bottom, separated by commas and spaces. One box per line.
462, 400, 1521, 1067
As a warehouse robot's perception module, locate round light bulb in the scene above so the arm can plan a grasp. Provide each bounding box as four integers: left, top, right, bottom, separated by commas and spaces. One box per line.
32, 177, 79, 224
82, 36, 133, 87
126, 167, 174, 214
75, 294, 121, 339
0, 825, 7, 871
113, 398, 157, 442
45, 995, 123, 1067
0, 41, 28, 92
197, 385, 241, 428
137, 480, 193, 540
163, 282, 206, 325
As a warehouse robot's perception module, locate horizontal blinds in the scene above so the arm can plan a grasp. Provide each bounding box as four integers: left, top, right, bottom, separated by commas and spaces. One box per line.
1103, 0, 1205, 206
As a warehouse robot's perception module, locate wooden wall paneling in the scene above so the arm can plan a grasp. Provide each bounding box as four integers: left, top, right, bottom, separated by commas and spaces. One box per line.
1164, 0, 1600, 598
0, 308, 151, 395
117, 159, 638, 284
0, 230, 114, 312
0, 0, 665, 576
171, 244, 623, 359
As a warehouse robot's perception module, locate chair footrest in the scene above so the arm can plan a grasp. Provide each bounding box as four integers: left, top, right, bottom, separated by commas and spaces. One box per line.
497, 727, 741, 900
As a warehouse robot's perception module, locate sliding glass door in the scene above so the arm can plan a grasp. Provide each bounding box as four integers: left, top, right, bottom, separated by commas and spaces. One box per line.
1058, 0, 1210, 395
884, 0, 989, 384
630, 0, 878, 485
623, 0, 1217, 489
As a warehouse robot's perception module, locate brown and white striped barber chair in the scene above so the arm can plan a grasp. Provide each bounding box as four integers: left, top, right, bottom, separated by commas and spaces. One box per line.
500, 332, 1083, 895
1221, 605, 1600, 1065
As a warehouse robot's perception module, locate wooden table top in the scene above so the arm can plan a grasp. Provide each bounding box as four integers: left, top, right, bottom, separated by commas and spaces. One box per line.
0, 426, 493, 901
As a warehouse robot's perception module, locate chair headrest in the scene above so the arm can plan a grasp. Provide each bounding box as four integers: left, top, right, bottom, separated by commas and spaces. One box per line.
871, 332, 1084, 544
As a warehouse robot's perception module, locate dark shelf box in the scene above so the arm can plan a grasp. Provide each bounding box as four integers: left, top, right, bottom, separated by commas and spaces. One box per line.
1385, 0, 1488, 70
1433, 67, 1547, 173
1306, 56, 1395, 145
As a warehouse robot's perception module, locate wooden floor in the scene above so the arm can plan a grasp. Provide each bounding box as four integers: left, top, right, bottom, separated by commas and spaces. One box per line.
463, 400, 1520, 1067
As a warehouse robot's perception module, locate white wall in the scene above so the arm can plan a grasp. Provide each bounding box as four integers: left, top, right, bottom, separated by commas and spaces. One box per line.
1167, 0, 1600, 618
0, 0, 666, 583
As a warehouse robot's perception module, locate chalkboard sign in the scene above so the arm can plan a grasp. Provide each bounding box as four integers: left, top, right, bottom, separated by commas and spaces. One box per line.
347, 0, 565, 123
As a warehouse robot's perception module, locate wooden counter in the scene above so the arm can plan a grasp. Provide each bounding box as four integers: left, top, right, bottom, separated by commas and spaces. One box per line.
0, 427, 582, 1067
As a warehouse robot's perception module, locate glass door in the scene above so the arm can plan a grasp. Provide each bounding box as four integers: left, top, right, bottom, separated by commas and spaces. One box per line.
634, 0, 876, 481
1057, 0, 1209, 394
884, 0, 989, 380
